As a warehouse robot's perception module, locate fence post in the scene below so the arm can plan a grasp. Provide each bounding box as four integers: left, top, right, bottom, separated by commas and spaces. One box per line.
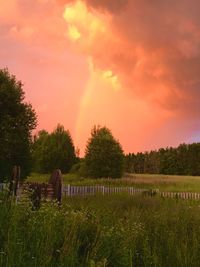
48, 169, 62, 204
9, 165, 21, 197
102, 186, 105, 195
68, 184, 71, 196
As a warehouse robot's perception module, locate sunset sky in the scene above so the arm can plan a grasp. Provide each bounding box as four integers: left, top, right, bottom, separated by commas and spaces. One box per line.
1, 0, 200, 155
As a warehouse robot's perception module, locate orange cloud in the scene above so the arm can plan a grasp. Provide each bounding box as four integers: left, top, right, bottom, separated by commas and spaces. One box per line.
61, 0, 200, 153
1, 0, 200, 155
62, 0, 200, 116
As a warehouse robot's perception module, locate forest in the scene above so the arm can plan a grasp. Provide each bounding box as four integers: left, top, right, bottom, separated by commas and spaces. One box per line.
125, 143, 200, 176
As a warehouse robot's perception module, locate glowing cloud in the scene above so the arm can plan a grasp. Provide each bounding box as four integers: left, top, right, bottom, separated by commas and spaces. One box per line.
62, 0, 200, 116
101, 70, 121, 92
67, 25, 81, 40
61, 0, 200, 153
1, 0, 200, 155
63, 1, 106, 46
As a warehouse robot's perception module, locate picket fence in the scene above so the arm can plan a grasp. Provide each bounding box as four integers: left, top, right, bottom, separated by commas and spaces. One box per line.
160, 191, 200, 200
62, 185, 200, 199
62, 185, 148, 197
1, 183, 200, 200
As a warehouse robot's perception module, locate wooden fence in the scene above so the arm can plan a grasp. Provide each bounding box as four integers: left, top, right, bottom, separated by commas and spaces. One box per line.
1, 183, 200, 200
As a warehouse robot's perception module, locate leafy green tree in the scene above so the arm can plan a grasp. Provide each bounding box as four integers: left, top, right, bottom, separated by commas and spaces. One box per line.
187, 143, 200, 176
176, 144, 189, 175
32, 130, 49, 173
0, 68, 37, 181
85, 126, 124, 178
32, 125, 76, 173
125, 153, 136, 173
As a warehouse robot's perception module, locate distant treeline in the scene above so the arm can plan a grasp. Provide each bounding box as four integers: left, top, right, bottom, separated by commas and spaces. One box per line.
125, 143, 200, 176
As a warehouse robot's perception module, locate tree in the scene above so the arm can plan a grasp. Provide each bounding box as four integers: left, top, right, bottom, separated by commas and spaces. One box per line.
32, 130, 49, 173
32, 124, 76, 173
85, 126, 124, 178
0, 68, 37, 181
125, 153, 136, 173
124, 142, 200, 176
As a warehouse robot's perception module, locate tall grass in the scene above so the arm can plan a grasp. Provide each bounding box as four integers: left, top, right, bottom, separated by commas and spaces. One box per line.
27, 173, 200, 192
1, 193, 200, 266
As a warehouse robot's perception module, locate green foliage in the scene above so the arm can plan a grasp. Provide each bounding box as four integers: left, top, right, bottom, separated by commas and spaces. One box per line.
32, 124, 76, 173
85, 126, 124, 178
1, 195, 200, 266
125, 142, 200, 176
70, 159, 87, 177
0, 69, 37, 181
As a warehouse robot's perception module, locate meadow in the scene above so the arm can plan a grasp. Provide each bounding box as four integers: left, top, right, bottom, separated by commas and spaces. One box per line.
1, 193, 200, 267
27, 173, 200, 192
2, 173, 200, 266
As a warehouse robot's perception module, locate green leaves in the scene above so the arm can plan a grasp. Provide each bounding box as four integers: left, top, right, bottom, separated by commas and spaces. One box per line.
85, 126, 124, 178
32, 124, 76, 173
0, 69, 37, 181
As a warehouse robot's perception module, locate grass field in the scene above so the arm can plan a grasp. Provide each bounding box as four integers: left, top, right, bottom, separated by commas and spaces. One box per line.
27, 173, 200, 192
2, 173, 200, 266
1, 193, 200, 267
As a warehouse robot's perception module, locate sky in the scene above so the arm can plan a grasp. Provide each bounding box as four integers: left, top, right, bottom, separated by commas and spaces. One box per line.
0, 0, 200, 155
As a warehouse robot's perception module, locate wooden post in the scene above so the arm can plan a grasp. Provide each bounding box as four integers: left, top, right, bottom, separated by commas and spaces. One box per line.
9, 165, 20, 197
67, 184, 71, 197
102, 186, 105, 195
49, 169, 63, 204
